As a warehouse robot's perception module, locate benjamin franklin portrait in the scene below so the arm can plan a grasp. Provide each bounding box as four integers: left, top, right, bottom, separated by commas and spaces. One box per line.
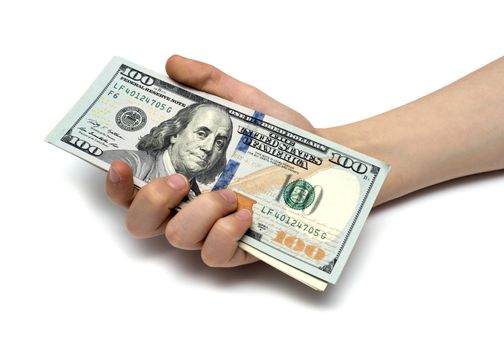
100, 102, 233, 198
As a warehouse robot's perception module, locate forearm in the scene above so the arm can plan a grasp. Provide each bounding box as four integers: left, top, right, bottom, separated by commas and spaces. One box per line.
319, 57, 504, 206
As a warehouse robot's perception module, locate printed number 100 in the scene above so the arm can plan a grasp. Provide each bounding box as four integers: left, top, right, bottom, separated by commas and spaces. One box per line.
272, 231, 325, 261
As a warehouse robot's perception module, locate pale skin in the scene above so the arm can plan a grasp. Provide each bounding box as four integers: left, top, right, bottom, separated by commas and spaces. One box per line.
106, 55, 504, 268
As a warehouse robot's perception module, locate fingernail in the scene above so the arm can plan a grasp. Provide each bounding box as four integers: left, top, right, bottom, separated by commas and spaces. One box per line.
219, 189, 237, 204
167, 174, 188, 190
109, 167, 120, 184
236, 209, 252, 221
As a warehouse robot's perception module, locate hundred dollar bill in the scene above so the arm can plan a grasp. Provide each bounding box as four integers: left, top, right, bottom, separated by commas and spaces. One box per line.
46, 57, 390, 291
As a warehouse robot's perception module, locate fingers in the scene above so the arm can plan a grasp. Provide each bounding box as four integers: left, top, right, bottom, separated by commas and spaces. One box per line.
125, 174, 189, 238
107, 164, 257, 266
201, 209, 258, 267
166, 54, 267, 111
165, 188, 257, 267
165, 189, 238, 250
106, 161, 137, 208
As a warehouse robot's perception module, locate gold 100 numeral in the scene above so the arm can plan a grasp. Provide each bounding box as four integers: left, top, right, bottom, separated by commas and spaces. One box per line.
272, 231, 325, 261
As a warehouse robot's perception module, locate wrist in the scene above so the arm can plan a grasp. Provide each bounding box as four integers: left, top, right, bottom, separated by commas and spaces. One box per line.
317, 116, 409, 206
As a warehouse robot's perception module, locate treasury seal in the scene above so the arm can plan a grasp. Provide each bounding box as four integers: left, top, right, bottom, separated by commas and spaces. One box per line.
283, 179, 316, 210
115, 106, 147, 132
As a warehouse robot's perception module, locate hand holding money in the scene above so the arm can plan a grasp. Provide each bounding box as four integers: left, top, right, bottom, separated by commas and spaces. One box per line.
46, 55, 390, 291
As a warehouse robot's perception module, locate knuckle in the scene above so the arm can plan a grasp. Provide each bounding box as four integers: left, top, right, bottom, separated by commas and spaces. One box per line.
202, 191, 236, 212
124, 215, 145, 238
141, 181, 170, 207
214, 214, 247, 241
213, 219, 237, 238
165, 223, 185, 248
201, 250, 222, 268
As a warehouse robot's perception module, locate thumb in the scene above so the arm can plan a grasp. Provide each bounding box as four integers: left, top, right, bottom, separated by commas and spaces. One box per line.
165, 54, 261, 108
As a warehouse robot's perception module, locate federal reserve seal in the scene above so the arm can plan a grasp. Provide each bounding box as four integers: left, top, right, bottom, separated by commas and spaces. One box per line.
283, 179, 316, 210
115, 106, 147, 132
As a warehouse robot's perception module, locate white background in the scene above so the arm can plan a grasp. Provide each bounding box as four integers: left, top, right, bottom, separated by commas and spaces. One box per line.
1, 1, 503, 349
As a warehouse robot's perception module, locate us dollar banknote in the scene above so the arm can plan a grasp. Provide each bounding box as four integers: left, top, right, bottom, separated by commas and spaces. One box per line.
46, 57, 390, 291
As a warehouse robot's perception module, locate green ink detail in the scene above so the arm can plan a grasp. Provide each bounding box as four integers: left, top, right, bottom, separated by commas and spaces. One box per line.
283, 179, 316, 210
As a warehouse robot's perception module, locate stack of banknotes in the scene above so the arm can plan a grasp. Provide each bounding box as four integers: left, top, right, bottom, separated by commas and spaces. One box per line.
46, 57, 390, 291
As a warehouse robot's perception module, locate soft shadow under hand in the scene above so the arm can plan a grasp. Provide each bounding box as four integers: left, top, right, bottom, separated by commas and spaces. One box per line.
71, 162, 503, 306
